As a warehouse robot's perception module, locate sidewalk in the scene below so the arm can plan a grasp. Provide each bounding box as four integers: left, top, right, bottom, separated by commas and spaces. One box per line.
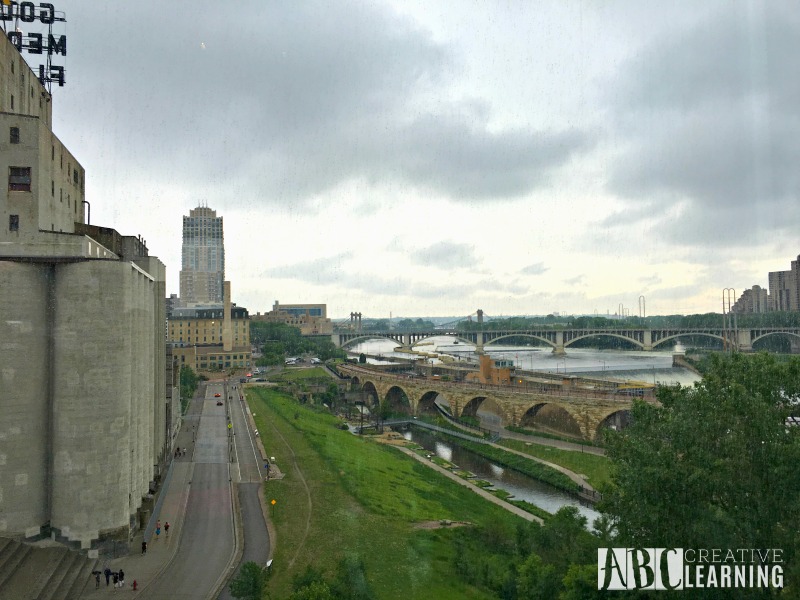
80, 416, 200, 597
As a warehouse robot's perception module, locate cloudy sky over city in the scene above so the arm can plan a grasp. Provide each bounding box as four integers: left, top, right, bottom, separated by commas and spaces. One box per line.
29, 1, 800, 318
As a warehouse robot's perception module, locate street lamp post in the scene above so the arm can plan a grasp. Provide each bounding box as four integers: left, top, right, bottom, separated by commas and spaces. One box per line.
722, 288, 737, 352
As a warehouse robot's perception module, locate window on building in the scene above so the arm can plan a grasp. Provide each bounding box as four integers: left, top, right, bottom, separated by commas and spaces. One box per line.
10, 94, 14, 110
52, 180, 54, 197
9, 167, 32, 192
10, 127, 19, 144
9, 215, 19, 231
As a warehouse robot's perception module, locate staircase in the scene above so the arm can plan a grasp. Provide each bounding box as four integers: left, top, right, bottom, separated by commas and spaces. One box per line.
0, 538, 97, 600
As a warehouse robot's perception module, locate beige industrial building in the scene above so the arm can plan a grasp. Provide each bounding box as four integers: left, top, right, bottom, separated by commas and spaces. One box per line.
0, 33, 175, 550
168, 282, 252, 373
251, 300, 333, 335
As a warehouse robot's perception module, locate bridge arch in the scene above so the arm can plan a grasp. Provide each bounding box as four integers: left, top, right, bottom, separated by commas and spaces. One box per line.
339, 333, 404, 348
408, 334, 474, 348
594, 409, 633, 441
564, 333, 644, 350
360, 381, 380, 408
417, 390, 448, 416
384, 385, 413, 415
484, 334, 555, 349
519, 402, 583, 438
751, 331, 800, 348
651, 332, 726, 348
461, 396, 507, 429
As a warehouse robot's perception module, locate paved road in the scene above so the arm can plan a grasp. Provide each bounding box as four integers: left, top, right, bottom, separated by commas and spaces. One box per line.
142, 382, 236, 600
218, 383, 271, 600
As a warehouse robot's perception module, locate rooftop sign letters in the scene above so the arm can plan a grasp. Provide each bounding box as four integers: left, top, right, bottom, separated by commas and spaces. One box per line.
2, 2, 67, 87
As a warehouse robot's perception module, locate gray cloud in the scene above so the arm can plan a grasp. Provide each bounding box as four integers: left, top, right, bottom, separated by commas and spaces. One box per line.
521, 263, 548, 276
409, 242, 477, 269
602, 4, 800, 246
563, 274, 585, 286
262, 252, 353, 284
58, 1, 591, 205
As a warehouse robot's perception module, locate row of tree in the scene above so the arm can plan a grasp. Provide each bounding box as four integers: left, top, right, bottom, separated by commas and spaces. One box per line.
250, 322, 348, 365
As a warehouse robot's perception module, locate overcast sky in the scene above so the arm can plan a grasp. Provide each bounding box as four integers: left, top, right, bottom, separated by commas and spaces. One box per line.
27, 1, 800, 318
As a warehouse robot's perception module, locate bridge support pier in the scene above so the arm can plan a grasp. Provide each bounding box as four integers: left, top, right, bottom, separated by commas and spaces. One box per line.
737, 330, 753, 352
552, 331, 565, 355
642, 330, 653, 351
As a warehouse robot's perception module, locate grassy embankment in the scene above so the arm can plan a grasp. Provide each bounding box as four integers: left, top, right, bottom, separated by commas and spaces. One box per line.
417, 415, 611, 492
269, 366, 331, 381
504, 424, 604, 448
247, 386, 527, 599
497, 439, 612, 490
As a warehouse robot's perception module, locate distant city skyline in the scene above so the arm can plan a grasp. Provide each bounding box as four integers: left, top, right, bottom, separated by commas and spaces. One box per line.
38, 1, 799, 318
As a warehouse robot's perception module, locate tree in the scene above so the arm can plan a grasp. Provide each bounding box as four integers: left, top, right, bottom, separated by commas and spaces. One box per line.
516, 553, 560, 599
179, 365, 199, 413
602, 353, 800, 571
229, 561, 269, 600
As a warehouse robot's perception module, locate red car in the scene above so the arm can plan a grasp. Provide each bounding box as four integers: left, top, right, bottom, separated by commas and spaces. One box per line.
214, 393, 221, 397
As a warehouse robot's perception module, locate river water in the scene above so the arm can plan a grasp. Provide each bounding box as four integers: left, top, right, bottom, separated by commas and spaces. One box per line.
348, 335, 701, 387
402, 426, 602, 525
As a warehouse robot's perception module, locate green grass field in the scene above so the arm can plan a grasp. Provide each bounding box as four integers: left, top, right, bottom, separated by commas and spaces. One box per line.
268, 366, 331, 382
498, 439, 612, 489
248, 387, 527, 599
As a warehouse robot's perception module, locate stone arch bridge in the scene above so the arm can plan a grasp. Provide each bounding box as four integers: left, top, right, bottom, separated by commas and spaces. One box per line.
338, 364, 649, 441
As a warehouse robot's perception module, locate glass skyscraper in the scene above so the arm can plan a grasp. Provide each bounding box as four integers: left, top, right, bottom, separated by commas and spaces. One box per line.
179, 205, 225, 305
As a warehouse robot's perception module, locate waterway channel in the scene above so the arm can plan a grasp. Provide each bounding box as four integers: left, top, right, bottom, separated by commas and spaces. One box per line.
401, 426, 602, 526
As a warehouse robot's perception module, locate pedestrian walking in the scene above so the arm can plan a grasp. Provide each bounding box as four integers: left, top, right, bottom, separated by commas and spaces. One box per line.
183, 447, 188, 457
118, 569, 125, 588
141, 540, 147, 554
94, 572, 100, 588
104, 567, 112, 586
164, 521, 170, 535
156, 525, 161, 539
112, 572, 119, 588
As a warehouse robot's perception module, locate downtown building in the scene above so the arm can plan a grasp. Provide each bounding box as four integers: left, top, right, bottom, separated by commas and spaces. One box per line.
179, 204, 224, 306
768, 255, 800, 312
0, 32, 176, 550
251, 300, 334, 335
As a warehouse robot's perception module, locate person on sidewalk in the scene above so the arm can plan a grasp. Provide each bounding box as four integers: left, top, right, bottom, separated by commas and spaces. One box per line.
118, 569, 125, 588
112, 572, 119, 588
164, 521, 170, 536
104, 567, 112, 586
141, 540, 147, 554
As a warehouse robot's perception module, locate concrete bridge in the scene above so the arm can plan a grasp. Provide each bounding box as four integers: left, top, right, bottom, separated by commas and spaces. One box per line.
332, 327, 800, 354
338, 364, 646, 441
